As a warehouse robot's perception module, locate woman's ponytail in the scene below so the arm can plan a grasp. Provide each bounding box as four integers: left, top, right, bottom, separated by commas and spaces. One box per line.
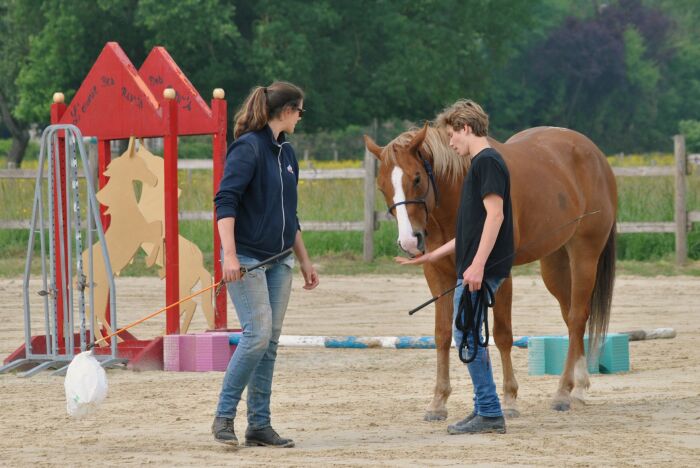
233, 87, 268, 139
233, 82, 305, 139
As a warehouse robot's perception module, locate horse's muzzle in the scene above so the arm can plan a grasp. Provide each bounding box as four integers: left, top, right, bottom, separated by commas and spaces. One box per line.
414, 231, 425, 253
397, 231, 426, 258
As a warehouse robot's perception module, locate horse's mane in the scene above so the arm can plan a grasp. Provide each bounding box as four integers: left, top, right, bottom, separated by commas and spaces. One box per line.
383, 126, 469, 186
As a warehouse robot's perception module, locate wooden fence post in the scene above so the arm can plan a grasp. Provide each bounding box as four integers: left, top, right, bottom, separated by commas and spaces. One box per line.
363, 147, 376, 262
674, 134, 687, 265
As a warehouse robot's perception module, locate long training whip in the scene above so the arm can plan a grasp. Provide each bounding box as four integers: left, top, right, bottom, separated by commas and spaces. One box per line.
407, 210, 602, 315
87, 248, 293, 349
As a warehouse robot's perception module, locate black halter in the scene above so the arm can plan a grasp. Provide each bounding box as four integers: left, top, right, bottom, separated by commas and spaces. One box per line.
387, 150, 440, 220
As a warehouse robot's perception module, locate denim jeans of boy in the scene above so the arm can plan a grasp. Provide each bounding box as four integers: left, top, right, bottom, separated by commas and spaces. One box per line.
452, 276, 504, 418
216, 253, 293, 429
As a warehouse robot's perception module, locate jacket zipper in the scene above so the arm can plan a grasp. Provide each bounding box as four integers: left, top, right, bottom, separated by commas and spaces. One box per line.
277, 142, 290, 251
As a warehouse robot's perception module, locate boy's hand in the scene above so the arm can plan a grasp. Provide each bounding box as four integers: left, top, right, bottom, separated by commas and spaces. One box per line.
395, 252, 431, 266
462, 262, 485, 291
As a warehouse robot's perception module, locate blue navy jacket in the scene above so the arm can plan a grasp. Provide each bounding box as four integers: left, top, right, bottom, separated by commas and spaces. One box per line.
214, 125, 300, 260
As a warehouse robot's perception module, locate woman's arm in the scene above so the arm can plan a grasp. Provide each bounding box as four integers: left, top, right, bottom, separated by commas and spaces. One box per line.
218, 217, 242, 282
293, 230, 319, 290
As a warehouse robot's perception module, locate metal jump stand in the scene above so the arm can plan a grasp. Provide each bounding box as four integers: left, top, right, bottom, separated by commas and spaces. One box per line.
0, 124, 125, 377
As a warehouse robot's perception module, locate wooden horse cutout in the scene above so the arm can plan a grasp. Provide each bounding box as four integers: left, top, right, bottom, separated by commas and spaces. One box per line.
81, 138, 162, 343
82, 139, 215, 343
365, 124, 617, 419
135, 141, 215, 332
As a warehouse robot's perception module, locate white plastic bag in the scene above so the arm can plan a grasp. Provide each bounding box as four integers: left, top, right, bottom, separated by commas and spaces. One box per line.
64, 351, 108, 418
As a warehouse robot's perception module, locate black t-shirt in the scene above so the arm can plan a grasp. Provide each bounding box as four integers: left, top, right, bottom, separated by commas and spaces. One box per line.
455, 147, 514, 279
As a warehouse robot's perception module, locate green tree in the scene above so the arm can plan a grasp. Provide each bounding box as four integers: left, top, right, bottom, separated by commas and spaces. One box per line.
14, 0, 144, 125
488, 0, 675, 153
656, 0, 700, 148
0, 0, 43, 167
135, 0, 240, 100
232, 0, 537, 131
14, 0, 239, 129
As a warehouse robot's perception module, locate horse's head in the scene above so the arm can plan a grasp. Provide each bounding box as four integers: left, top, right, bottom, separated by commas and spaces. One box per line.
103, 138, 158, 188
365, 123, 439, 257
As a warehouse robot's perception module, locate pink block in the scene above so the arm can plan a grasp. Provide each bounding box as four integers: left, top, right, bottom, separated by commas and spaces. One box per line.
212, 332, 236, 366
163, 335, 197, 372
195, 333, 233, 372
180, 335, 197, 371
163, 335, 181, 371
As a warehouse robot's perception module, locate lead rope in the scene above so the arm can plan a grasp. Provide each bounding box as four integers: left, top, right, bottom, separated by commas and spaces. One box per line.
455, 281, 495, 364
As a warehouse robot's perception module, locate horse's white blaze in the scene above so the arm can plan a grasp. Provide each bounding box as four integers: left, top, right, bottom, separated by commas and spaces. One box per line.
392, 167, 420, 254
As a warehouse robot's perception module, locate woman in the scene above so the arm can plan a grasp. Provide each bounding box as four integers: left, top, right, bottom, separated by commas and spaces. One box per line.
212, 81, 319, 448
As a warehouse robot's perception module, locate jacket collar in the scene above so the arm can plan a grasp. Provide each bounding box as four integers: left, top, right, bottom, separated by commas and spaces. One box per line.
261, 124, 287, 149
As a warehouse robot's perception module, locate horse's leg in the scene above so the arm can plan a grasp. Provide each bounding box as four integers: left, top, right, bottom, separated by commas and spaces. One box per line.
424, 265, 453, 421
179, 299, 197, 334
540, 247, 572, 326
492, 276, 519, 418
199, 268, 216, 329
89, 244, 110, 344
552, 244, 599, 411
97, 236, 139, 343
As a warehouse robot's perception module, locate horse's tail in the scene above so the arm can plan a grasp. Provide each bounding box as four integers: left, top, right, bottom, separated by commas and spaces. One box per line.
588, 223, 616, 363
200, 267, 216, 330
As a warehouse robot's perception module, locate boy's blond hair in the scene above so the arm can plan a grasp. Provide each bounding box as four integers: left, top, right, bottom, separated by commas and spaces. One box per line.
436, 99, 489, 137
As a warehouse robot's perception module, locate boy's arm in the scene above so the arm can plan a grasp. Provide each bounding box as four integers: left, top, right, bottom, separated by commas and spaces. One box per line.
462, 193, 504, 291
395, 238, 455, 265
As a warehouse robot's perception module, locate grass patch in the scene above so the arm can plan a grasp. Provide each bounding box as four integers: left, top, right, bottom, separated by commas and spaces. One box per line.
2, 154, 700, 277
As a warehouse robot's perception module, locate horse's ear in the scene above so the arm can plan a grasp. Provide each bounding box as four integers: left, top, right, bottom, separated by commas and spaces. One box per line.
126, 137, 136, 158
407, 122, 429, 156
364, 135, 383, 161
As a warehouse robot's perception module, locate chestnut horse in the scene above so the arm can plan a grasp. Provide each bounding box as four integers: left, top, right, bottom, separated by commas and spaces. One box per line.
365, 124, 617, 419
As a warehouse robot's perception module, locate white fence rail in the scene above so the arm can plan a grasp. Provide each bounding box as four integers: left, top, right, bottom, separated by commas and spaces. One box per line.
2, 140, 699, 263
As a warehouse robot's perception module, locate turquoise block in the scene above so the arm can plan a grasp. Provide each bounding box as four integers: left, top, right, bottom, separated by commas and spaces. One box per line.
527, 336, 547, 375
583, 337, 601, 375
598, 333, 629, 373
528, 336, 611, 375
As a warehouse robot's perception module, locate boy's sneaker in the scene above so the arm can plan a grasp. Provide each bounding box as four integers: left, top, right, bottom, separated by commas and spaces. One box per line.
245, 426, 295, 448
447, 415, 506, 435
212, 417, 238, 446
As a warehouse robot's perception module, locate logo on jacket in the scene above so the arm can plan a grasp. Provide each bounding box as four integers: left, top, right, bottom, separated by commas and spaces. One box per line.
287, 164, 294, 174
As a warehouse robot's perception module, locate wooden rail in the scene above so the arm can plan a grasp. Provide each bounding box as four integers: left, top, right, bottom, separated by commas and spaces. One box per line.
2, 141, 699, 263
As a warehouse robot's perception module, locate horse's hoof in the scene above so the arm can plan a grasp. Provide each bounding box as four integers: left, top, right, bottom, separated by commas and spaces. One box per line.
503, 408, 521, 419
570, 397, 586, 409
551, 400, 571, 412
424, 411, 447, 422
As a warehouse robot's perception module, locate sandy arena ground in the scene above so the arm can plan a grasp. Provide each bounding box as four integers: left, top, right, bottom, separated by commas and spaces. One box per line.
1, 273, 699, 466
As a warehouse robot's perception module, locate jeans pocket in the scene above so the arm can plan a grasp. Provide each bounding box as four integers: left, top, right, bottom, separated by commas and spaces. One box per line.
243, 268, 264, 280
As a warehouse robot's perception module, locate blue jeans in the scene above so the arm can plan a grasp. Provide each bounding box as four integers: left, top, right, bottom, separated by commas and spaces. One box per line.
216, 253, 294, 429
452, 277, 504, 418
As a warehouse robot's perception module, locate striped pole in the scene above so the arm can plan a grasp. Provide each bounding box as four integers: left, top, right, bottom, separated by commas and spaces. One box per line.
228, 334, 526, 349
226, 328, 674, 350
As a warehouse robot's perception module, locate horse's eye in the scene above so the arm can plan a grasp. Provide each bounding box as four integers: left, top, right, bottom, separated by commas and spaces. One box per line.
413, 174, 421, 186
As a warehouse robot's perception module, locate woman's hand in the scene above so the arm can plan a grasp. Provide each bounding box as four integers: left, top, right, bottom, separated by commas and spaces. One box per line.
395, 252, 432, 266
300, 260, 319, 290
222, 253, 242, 283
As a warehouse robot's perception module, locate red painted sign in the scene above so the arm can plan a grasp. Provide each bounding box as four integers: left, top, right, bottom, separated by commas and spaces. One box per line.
60, 42, 164, 139
139, 47, 216, 135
